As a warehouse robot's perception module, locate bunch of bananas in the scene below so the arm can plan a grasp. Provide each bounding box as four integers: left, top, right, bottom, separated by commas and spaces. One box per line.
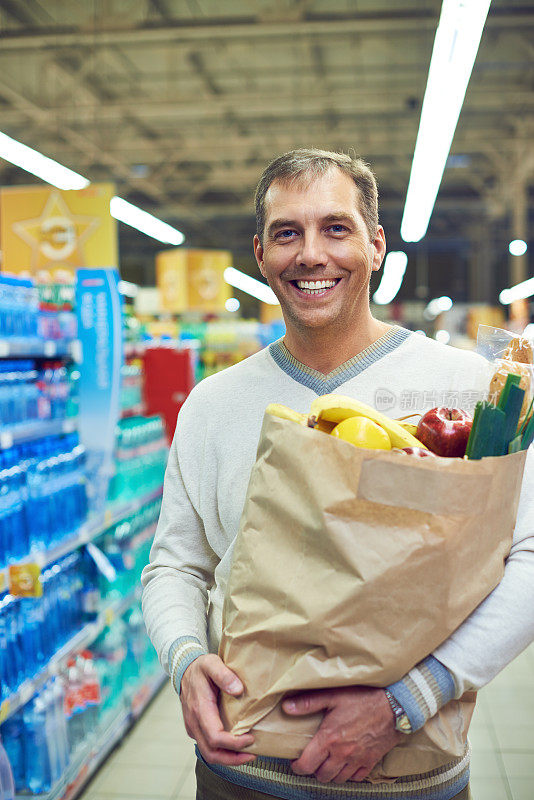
266, 394, 426, 451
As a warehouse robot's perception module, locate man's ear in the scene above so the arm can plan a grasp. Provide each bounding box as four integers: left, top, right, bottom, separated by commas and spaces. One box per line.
254, 234, 266, 277
371, 226, 387, 272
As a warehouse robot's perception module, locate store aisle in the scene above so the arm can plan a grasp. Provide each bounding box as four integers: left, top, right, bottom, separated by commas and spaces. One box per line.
82, 680, 197, 800
81, 644, 534, 800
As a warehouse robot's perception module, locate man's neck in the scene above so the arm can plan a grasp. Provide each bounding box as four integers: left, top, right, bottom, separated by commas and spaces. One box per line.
283, 316, 393, 375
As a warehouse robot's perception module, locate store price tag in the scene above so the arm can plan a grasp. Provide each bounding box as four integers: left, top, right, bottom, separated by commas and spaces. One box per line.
8, 563, 43, 598
104, 607, 115, 627
0, 571, 6, 594
0, 700, 10, 724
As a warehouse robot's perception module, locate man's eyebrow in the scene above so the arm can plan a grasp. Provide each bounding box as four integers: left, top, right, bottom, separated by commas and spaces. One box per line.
322, 212, 357, 225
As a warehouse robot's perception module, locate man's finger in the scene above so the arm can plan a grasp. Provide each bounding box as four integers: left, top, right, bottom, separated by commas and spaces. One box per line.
283, 691, 332, 716
333, 764, 359, 784
350, 766, 371, 782
203, 655, 244, 695
314, 758, 347, 784
291, 739, 329, 776
195, 678, 254, 752
196, 732, 256, 767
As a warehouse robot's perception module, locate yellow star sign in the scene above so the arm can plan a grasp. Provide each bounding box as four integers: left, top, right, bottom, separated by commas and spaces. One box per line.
0, 183, 117, 274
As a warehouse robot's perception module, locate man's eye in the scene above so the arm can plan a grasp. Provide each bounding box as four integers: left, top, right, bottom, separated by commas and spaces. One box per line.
328, 224, 347, 233
275, 230, 296, 239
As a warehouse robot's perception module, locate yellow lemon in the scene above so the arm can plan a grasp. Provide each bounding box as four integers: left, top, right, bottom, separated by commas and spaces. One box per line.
331, 416, 391, 450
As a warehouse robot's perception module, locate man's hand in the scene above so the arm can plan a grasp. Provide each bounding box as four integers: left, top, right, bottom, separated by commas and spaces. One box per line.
180, 654, 255, 766
282, 686, 402, 784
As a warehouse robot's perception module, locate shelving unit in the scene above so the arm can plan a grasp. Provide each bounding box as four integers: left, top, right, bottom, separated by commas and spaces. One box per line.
16, 669, 166, 800
0, 486, 163, 590
0, 319, 169, 798
0, 417, 78, 450
0, 584, 143, 725
0, 339, 75, 360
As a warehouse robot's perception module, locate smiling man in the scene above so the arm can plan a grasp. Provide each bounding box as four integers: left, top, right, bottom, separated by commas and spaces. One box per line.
142, 149, 534, 800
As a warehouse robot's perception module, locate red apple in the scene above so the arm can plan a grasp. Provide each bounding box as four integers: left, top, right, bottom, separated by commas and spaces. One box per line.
401, 446, 437, 458
416, 408, 472, 458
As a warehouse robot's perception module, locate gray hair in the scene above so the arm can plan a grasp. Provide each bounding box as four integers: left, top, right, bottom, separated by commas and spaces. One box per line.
254, 148, 379, 243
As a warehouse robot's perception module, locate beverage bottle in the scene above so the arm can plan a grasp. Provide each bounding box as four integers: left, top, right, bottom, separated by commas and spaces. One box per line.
125, 605, 145, 683
4, 596, 23, 690
63, 660, 86, 752
1, 714, 24, 792
79, 651, 102, 732
23, 694, 52, 794
42, 683, 61, 786
0, 733, 15, 800
50, 677, 69, 774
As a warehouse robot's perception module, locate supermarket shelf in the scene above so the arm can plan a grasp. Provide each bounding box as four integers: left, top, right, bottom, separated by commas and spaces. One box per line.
93, 485, 163, 535
16, 668, 167, 800
0, 586, 143, 725
0, 338, 75, 360
0, 417, 78, 450
0, 485, 163, 583
40, 707, 131, 800
117, 521, 157, 551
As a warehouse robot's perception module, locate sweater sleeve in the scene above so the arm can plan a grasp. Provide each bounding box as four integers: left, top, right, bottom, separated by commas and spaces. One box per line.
431, 444, 534, 695
387, 444, 534, 730
141, 393, 220, 674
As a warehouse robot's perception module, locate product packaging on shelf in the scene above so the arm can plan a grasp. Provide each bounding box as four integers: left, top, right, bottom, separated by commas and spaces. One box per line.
0, 269, 166, 797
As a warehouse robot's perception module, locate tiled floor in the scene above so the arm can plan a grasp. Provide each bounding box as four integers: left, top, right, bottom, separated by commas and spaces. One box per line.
81, 644, 534, 800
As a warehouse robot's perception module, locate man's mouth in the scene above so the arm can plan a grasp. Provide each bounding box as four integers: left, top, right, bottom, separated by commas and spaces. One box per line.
290, 279, 341, 295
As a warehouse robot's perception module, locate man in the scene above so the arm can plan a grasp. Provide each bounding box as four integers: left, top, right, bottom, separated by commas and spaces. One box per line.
142, 149, 534, 800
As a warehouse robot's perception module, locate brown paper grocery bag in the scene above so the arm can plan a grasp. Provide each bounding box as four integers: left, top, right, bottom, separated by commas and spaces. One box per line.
219, 414, 526, 778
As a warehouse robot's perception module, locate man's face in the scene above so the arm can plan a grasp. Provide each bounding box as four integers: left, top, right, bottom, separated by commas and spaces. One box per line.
254, 168, 386, 334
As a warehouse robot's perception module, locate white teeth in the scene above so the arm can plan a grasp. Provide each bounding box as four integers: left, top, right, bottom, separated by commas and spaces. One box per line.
295, 279, 337, 291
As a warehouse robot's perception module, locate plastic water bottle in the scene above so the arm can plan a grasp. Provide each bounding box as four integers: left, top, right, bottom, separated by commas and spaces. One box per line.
1, 715, 24, 793
79, 651, 102, 732
23, 694, 52, 794
0, 734, 15, 800
42, 683, 62, 786
50, 678, 69, 773
63, 660, 86, 752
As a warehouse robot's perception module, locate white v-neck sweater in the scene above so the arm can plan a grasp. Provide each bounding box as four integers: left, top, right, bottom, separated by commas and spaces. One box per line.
142, 326, 534, 800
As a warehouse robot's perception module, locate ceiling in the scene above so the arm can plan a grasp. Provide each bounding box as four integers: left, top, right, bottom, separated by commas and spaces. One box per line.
0, 0, 533, 304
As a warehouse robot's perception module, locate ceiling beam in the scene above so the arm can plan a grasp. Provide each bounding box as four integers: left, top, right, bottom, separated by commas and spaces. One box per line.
0, 11, 531, 51
0, 15, 436, 51
1, 87, 529, 125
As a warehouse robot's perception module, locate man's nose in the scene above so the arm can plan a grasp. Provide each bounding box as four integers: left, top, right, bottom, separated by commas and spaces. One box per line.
296, 231, 327, 268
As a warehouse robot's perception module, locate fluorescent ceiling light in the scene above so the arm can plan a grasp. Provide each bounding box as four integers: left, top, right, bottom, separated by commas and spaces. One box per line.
0, 130, 89, 190
509, 239, 528, 257
499, 277, 534, 305
372, 251, 408, 305
0, 130, 185, 245
224, 267, 279, 305
401, 0, 492, 242
424, 295, 453, 319
110, 196, 184, 245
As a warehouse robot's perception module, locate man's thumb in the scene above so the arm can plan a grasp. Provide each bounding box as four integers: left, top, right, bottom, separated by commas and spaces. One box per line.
205, 657, 244, 696
282, 692, 327, 716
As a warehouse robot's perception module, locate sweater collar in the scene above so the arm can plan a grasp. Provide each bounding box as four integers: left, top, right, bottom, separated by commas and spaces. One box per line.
269, 325, 412, 394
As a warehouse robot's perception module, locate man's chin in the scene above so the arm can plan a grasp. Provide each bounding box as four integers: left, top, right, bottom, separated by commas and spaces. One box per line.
284, 308, 344, 332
